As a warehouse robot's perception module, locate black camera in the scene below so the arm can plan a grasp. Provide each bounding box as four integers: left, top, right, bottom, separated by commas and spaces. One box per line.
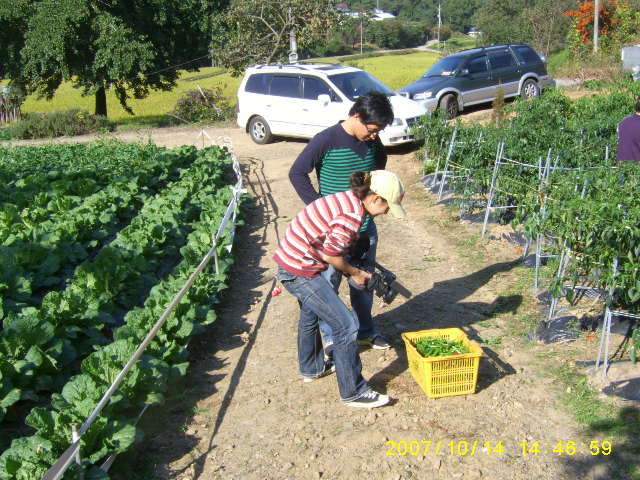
350, 261, 412, 304
346, 234, 412, 304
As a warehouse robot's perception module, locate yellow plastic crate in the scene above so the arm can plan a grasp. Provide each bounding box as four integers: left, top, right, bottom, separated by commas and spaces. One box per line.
402, 328, 482, 399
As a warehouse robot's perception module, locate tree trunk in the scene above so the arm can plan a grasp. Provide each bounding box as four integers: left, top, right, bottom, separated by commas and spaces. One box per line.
95, 85, 107, 117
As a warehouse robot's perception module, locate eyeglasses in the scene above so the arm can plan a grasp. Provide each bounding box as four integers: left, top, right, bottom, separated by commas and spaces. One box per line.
360, 120, 382, 136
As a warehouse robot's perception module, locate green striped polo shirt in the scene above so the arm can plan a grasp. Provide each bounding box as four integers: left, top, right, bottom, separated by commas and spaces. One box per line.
289, 122, 387, 232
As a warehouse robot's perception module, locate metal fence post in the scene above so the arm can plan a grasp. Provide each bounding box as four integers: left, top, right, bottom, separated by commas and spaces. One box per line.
437, 126, 457, 200
481, 142, 503, 237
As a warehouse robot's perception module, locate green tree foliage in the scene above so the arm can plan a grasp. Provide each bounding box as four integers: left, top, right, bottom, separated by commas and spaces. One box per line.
521, 0, 574, 56
367, 19, 429, 49
473, 0, 531, 44
340, 0, 485, 30
1, 0, 227, 118
474, 0, 576, 51
0, 0, 33, 81
442, 0, 483, 33
431, 25, 453, 42
210, 0, 337, 75
601, 2, 640, 54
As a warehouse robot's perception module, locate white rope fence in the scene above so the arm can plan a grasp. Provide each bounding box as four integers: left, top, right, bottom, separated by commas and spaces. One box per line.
42, 137, 244, 480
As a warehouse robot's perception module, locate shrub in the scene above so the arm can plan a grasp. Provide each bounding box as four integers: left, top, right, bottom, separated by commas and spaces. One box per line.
169, 87, 234, 125
8, 109, 113, 139
0, 126, 14, 141
367, 19, 429, 49
431, 25, 452, 42
307, 33, 353, 57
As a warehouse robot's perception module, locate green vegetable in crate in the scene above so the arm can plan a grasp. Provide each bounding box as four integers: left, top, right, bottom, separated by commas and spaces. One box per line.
414, 337, 469, 358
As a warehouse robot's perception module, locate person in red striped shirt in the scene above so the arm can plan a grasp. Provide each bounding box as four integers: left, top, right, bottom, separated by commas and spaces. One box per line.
274, 169, 405, 408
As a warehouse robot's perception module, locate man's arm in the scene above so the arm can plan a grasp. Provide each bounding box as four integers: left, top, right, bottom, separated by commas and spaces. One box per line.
289, 133, 330, 204
374, 136, 387, 170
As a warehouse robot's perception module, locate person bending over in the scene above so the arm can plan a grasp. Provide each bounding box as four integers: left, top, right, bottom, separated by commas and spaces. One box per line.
274, 170, 405, 408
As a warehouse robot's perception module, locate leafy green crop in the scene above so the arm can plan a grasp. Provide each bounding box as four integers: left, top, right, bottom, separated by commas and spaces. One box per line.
0, 146, 197, 319
0, 144, 242, 478
412, 80, 640, 314
0, 144, 234, 429
414, 337, 469, 357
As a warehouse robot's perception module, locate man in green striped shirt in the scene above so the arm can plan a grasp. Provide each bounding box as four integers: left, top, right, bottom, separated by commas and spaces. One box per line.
289, 92, 395, 353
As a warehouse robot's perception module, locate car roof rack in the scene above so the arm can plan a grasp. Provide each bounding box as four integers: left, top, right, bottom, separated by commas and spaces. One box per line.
453, 43, 531, 56
251, 62, 349, 72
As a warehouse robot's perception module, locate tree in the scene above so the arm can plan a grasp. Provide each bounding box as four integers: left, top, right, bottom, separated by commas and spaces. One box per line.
2, 0, 228, 118
367, 19, 428, 49
431, 25, 452, 42
210, 0, 337, 75
0, 0, 33, 81
564, 0, 640, 56
522, 0, 575, 56
442, 0, 482, 33
473, 0, 531, 44
564, 0, 619, 46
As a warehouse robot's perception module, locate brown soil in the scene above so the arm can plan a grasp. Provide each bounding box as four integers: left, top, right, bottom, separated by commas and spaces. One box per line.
5, 125, 632, 480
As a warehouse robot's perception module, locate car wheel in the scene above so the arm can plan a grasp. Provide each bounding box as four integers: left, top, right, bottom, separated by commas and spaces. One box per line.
439, 94, 458, 119
521, 79, 540, 100
248, 116, 273, 144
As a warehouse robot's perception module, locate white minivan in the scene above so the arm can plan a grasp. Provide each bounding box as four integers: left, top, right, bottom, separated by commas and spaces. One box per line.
236, 63, 427, 146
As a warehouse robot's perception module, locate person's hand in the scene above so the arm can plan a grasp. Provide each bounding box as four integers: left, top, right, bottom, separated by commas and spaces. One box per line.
350, 269, 371, 287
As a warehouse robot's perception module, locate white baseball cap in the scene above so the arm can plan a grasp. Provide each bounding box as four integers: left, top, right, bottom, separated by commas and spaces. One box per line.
369, 170, 406, 219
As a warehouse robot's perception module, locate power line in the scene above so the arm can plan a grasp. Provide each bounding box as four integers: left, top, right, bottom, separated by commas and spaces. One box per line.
136, 54, 212, 81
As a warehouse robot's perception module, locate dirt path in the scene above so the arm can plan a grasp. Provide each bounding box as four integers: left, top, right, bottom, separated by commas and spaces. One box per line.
5, 126, 617, 479
87, 126, 610, 480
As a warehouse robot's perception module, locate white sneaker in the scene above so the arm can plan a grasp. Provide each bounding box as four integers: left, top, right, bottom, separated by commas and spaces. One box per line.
301, 362, 335, 383
344, 390, 389, 408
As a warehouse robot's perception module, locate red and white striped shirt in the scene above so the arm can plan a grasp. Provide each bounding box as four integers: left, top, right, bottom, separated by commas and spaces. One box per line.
274, 190, 364, 277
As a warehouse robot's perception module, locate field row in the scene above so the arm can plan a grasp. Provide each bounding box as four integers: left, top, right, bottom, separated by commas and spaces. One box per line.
1, 143, 202, 319
0, 142, 242, 479
415, 82, 640, 313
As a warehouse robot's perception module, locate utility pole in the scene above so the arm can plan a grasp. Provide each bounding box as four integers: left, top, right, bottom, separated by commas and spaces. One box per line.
360, 12, 363, 55
437, 3, 442, 45
288, 3, 298, 64
289, 29, 298, 63
593, 0, 600, 54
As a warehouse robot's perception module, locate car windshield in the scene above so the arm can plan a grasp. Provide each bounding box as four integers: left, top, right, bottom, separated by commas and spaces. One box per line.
423, 56, 464, 77
328, 71, 395, 101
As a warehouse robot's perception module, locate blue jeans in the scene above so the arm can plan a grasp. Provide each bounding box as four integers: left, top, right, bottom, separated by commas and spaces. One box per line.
319, 221, 378, 345
277, 268, 370, 402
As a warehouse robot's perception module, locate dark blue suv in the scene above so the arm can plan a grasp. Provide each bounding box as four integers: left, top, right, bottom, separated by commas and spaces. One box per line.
399, 43, 555, 117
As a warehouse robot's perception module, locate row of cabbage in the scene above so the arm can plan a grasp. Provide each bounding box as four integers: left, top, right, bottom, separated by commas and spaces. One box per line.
412, 80, 640, 314
1, 143, 199, 319
0, 143, 242, 478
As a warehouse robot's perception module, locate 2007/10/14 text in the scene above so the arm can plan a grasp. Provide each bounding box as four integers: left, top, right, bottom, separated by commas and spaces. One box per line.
385, 440, 613, 457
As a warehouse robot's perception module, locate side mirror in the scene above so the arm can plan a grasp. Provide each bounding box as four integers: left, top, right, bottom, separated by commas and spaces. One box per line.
317, 94, 331, 106
459, 68, 470, 76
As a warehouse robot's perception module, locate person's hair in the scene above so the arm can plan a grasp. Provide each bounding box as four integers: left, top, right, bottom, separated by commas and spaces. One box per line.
349, 171, 372, 200
348, 91, 394, 127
